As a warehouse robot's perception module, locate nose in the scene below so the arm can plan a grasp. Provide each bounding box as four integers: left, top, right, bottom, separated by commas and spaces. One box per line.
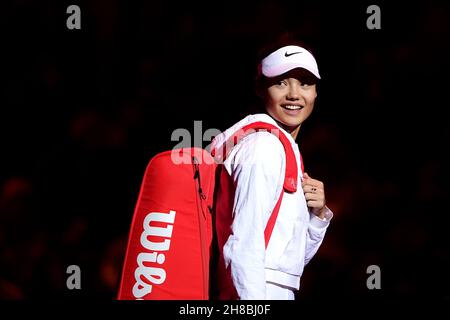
286, 83, 301, 100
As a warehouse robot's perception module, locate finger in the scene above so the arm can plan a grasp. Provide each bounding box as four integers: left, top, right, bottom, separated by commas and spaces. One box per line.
302, 172, 311, 185
307, 199, 325, 208
304, 192, 324, 202
303, 185, 322, 194
302, 177, 314, 187
303, 179, 323, 188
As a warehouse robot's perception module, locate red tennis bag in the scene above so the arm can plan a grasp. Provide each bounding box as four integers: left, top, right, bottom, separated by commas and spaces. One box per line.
117, 122, 299, 300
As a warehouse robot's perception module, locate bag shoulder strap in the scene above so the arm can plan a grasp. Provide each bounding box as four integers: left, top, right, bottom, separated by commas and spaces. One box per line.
214, 121, 302, 248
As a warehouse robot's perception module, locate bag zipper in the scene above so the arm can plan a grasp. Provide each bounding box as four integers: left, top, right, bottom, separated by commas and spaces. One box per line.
192, 156, 209, 299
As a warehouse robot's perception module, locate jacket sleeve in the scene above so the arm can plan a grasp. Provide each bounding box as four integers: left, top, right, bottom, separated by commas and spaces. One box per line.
222, 132, 285, 300
304, 206, 333, 265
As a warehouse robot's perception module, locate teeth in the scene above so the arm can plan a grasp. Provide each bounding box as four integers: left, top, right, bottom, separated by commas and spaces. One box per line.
284, 105, 302, 110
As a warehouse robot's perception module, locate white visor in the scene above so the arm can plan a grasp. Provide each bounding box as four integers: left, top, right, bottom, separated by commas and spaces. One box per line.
261, 45, 321, 79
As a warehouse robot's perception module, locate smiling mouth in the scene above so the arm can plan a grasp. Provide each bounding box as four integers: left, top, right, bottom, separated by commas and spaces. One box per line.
281, 104, 304, 110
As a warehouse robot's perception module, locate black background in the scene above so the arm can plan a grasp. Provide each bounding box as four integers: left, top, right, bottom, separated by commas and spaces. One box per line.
1, 0, 450, 301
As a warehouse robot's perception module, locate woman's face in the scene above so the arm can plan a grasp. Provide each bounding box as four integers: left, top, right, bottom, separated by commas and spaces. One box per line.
264, 76, 317, 134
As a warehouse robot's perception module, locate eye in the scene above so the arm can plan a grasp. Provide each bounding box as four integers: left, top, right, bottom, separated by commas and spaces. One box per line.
277, 80, 287, 87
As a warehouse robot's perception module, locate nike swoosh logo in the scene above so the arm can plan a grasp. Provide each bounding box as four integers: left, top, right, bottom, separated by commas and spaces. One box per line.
285, 51, 302, 57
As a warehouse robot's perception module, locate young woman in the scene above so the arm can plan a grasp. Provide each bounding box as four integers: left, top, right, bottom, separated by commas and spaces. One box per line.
210, 36, 333, 300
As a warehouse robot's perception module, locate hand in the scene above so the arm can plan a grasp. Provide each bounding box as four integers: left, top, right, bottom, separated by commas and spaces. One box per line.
301, 172, 327, 219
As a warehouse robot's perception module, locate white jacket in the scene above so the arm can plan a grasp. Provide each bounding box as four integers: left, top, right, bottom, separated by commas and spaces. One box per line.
210, 113, 333, 300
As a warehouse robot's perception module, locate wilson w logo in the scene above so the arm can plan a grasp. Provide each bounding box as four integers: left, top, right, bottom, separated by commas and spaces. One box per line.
133, 210, 176, 299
